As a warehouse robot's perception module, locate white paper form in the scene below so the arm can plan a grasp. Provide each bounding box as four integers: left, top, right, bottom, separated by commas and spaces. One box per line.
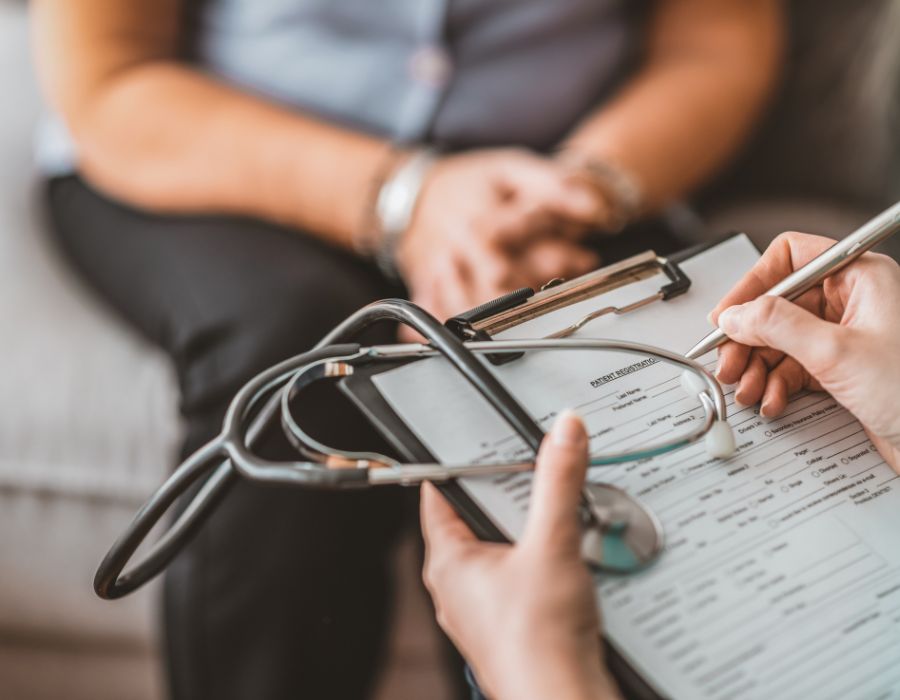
373, 235, 900, 699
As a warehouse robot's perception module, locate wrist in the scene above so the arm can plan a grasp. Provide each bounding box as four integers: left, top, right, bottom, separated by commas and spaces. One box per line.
492, 648, 620, 700
556, 150, 643, 233
353, 145, 407, 255
356, 146, 437, 279
501, 668, 619, 700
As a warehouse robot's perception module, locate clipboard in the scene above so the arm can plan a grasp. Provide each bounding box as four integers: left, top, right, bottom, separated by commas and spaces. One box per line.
339, 234, 747, 700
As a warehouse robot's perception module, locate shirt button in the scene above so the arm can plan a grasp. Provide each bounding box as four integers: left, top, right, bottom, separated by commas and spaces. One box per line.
408, 45, 453, 88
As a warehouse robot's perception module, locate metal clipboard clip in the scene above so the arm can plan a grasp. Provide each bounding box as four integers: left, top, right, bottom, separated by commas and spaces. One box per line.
445, 250, 691, 363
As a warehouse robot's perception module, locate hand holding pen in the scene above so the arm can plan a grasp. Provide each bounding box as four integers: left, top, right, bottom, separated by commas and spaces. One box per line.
709, 231, 900, 473
687, 201, 900, 360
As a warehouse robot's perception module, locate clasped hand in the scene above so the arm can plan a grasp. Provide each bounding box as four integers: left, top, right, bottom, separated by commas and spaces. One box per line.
395, 148, 610, 335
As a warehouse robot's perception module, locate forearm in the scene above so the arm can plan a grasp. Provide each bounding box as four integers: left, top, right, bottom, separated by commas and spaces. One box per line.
33, 0, 392, 247
564, 0, 784, 214
69, 63, 387, 247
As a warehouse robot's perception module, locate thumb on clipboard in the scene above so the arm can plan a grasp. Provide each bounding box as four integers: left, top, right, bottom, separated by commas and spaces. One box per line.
421, 411, 621, 700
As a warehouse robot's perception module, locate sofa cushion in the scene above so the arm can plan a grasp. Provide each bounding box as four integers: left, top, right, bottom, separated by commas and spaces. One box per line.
706, 0, 900, 211
0, 2, 179, 649
0, 3, 179, 510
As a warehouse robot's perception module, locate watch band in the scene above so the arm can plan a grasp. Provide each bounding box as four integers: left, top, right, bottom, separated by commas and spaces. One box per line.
558, 152, 644, 234
372, 148, 437, 279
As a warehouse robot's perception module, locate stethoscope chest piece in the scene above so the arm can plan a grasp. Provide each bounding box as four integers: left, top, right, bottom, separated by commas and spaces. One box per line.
580, 482, 665, 573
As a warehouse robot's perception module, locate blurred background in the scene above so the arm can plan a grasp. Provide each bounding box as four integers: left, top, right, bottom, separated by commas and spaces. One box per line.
1, 1, 898, 699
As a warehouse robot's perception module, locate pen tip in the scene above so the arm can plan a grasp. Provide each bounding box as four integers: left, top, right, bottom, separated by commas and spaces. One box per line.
685, 329, 726, 361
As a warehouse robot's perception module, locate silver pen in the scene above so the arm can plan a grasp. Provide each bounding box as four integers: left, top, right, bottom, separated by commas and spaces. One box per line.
685, 200, 900, 360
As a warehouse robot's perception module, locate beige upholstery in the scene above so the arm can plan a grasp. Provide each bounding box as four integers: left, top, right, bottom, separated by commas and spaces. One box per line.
0, 4, 175, 698
703, 0, 900, 257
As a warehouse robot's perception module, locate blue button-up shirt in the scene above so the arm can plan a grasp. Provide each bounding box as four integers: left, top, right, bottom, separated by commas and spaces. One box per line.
38, 0, 644, 173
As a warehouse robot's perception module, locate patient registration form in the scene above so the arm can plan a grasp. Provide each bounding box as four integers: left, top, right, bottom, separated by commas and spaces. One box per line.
373, 235, 900, 699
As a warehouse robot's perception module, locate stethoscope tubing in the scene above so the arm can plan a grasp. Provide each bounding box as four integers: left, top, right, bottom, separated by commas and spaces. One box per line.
93, 343, 359, 598
94, 299, 726, 599
275, 339, 722, 483
96, 299, 541, 598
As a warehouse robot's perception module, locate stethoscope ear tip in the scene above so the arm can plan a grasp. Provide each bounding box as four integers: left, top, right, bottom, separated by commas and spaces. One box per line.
705, 420, 736, 459
679, 369, 735, 458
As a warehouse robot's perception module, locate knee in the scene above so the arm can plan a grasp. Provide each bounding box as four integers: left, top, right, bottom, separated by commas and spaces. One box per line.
180, 270, 389, 412
242, 273, 385, 368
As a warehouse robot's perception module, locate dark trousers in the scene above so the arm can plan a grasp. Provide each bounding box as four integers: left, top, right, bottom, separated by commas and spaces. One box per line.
46, 176, 422, 700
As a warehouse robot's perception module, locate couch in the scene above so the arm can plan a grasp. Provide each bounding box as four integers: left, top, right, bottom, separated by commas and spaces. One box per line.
0, 3, 173, 698
701, 0, 900, 254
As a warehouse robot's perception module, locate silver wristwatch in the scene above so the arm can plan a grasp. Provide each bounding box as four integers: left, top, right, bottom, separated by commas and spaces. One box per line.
372, 148, 437, 279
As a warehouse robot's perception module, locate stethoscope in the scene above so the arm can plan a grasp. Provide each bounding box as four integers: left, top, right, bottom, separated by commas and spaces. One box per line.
94, 299, 735, 600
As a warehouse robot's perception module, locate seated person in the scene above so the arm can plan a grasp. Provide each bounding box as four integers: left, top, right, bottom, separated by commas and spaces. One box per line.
421, 232, 900, 699
33, 0, 782, 695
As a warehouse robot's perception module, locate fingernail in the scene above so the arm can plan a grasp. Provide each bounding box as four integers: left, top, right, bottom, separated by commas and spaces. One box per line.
718, 306, 743, 334
551, 409, 585, 447
706, 311, 715, 325
760, 399, 773, 418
